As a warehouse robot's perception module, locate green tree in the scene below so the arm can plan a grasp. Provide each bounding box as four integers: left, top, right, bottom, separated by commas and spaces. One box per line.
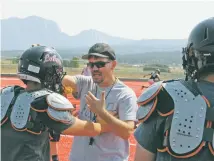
12, 56, 20, 64
70, 57, 80, 68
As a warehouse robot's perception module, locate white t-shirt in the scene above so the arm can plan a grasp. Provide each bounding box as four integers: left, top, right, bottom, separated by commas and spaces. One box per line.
70, 75, 138, 161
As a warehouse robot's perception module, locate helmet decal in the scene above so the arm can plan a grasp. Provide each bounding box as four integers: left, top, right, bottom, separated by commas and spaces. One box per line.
44, 53, 62, 66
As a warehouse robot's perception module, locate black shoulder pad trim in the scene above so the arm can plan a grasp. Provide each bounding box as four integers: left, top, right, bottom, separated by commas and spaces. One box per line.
31, 95, 49, 112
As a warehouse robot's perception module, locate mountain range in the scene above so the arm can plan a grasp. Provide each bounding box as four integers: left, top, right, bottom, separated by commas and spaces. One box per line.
1, 16, 187, 54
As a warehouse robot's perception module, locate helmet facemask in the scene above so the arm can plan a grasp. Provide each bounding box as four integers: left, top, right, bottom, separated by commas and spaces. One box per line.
184, 46, 214, 80
42, 65, 66, 94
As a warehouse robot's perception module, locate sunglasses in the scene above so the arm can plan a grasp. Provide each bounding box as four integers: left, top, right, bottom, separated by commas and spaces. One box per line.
87, 61, 111, 69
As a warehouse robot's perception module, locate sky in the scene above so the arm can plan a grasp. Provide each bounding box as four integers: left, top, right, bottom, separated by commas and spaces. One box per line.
1, 0, 214, 40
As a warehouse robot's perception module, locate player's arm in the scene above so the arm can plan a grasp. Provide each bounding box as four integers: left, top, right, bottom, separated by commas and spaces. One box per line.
31, 92, 111, 137
134, 143, 156, 161
156, 74, 161, 81
62, 117, 111, 136
134, 121, 158, 161
143, 74, 150, 78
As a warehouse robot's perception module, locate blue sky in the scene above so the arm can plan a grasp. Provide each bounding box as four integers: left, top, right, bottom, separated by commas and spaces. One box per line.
1, 0, 214, 39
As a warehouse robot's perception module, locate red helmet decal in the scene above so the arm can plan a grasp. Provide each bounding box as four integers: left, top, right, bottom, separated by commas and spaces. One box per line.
44, 54, 62, 65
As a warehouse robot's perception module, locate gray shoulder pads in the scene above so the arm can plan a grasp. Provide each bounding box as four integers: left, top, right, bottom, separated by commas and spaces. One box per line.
1, 86, 15, 124
137, 97, 158, 122
31, 92, 75, 133
163, 81, 207, 154
136, 81, 163, 123
46, 93, 74, 111
137, 81, 163, 105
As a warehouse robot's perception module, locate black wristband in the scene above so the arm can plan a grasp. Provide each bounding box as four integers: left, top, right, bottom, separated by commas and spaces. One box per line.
52, 155, 59, 161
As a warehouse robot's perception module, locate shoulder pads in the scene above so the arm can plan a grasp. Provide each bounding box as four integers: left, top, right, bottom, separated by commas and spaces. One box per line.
46, 93, 74, 111
1, 86, 24, 125
137, 81, 163, 105
137, 80, 179, 122
31, 92, 75, 133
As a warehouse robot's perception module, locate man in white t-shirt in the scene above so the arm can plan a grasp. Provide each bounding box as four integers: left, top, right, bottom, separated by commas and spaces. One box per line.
62, 43, 138, 161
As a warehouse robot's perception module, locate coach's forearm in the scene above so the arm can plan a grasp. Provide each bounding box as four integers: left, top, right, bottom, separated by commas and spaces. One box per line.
98, 109, 135, 140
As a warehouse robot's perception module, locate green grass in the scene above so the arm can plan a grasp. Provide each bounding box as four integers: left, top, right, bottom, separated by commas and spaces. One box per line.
0, 63, 184, 80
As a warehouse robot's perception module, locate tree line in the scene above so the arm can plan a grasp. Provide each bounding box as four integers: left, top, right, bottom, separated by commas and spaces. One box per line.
8, 56, 82, 68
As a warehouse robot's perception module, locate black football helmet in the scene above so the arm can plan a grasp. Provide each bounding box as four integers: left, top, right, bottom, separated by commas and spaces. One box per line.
18, 45, 65, 93
182, 17, 214, 80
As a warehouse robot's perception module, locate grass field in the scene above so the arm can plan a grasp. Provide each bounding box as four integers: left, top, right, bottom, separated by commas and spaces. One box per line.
1, 62, 185, 80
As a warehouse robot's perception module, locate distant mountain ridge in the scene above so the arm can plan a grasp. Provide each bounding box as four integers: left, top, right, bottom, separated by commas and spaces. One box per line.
1, 16, 187, 53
